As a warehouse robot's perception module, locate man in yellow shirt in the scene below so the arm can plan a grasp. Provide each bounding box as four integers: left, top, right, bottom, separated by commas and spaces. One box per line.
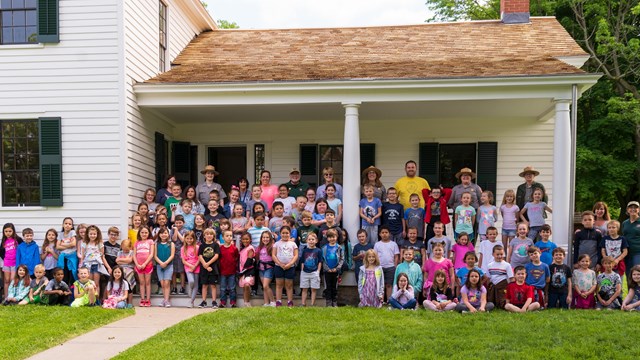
394, 160, 431, 209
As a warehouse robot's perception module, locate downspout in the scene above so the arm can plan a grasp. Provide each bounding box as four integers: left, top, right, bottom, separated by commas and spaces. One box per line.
568, 84, 578, 260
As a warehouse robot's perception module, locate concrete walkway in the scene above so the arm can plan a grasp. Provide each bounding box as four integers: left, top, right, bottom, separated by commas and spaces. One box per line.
28, 307, 212, 360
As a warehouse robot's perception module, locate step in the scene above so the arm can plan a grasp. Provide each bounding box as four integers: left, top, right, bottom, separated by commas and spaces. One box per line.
133, 294, 329, 308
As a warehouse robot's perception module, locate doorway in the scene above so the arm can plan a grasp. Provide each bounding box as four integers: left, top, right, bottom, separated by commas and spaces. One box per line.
207, 146, 247, 193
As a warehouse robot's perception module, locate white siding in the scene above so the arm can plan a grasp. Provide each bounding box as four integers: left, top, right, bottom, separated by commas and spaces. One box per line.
0, 0, 122, 238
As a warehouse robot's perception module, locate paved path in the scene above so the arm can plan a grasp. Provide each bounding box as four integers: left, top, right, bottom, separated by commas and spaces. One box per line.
28, 307, 212, 360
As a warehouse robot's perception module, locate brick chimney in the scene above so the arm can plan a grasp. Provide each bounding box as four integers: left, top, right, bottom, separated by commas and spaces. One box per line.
501, 0, 530, 24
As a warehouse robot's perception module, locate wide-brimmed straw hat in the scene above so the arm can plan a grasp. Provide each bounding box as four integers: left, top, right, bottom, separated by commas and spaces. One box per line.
455, 167, 476, 179
362, 166, 382, 178
200, 165, 219, 175
519, 166, 540, 177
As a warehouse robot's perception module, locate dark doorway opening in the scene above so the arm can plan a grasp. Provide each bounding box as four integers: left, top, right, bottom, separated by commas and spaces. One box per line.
207, 146, 247, 193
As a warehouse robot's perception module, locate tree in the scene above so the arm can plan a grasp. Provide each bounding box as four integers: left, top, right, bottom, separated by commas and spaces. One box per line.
217, 19, 239, 29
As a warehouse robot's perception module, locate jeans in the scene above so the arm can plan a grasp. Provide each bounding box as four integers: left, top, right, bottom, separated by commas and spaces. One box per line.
186, 272, 199, 302
626, 253, 640, 279
547, 292, 569, 309
220, 274, 237, 303
389, 298, 417, 310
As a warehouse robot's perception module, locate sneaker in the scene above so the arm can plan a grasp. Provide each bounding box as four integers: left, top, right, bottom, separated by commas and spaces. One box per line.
211, 301, 219, 309
198, 301, 207, 308
179, 287, 187, 295
326, 299, 332, 307
269, 301, 277, 307
275, 300, 282, 307
244, 302, 252, 308
287, 300, 294, 308
158, 300, 165, 307
220, 300, 227, 308
164, 301, 171, 308
171, 288, 177, 295
230, 301, 237, 308
263, 303, 271, 307
251, 290, 258, 297
188, 301, 194, 308
331, 300, 337, 307
461, 310, 469, 314
126, 304, 134, 309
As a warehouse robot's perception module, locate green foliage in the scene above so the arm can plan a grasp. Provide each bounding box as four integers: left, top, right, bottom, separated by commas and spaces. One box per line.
425, 0, 499, 22
217, 19, 239, 29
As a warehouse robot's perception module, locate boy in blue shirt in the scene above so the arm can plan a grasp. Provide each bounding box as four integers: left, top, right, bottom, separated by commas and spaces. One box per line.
404, 193, 426, 241
360, 184, 383, 244
525, 246, 550, 308
382, 187, 405, 242
16, 228, 41, 276
300, 233, 322, 306
534, 224, 556, 266
352, 229, 373, 282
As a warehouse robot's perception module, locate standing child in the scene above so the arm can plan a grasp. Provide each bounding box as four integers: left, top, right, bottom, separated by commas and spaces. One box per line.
500, 189, 520, 248
534, 225, 556, 266
423, 269, 457, 312
192, 214, 207, 245
401, 228, 426, 268
103, 227, 121, 277
274, 184, 296, 216
508, 223, 534, 268
3, 264, 30, 305
318, 209, 342, 248
128, 213, 142, 245
389, 273, 417, 310
426, 222, 452, 259
524, 246, 550, 307
246, 184, 267, 217
205, 200, 226, 234
273, 226, 298, 307
360, 184, 383, 244
519, 188, 552, 241
220, 230, 240, 308
133, 226, 154, 307
622, 265, 640, 311
451, 232, 474, 271
477, 191, 498, 242
403, 194, 426, 242
352, 229, 373, 283
154, 228, 175, 307
422, 187, 452, 241
256, 231, 275, 306
218, 219, 232, 244
322, 229, 344, 307
453, 192, 476, 244
548, 248, 572, 309
81, 225, 108, 292
504, 266, 540, 313
573, 254, 597, 309
198, 229, 219, 308
595, 256, 622, 310
478, 227, 501, 270
486, 245, 514, 309
76, 224, 87, 263
573, 211, 602, 271
311, 199, 328, 227
174, 199, 195, 231
56, 218, 77, 286
22, 264, 48, 305
422, 242, 455, 295
164, 183, 183, 221
71, 266, 97, 307
456, 269, 494, 312
456, 251, 484, 294
358, 249, 384, 308
16, 228, 40, 276
170, 215, 187, 295
374, 226, 400, 301
599, 220, 629, 277
382, 187, 405, 243
238, 230, 255, 308
43, 267, 71, 306
269, 202, 285, 236
230, 204, 250, 247
300, 233, 322, 306
325, 184, 343, 224
102, 266, 130, 309
393, 248, 423, 299
116, 239, 136, 304
41, 229, 59, 280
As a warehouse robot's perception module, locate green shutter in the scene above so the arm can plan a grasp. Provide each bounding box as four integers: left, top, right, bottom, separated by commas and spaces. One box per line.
477, 142, 498, 195
39, 117, 62, 206
37, 0, 59, 43
360, 143, 375, 174
172, 141, 191, 189
155, 132, 166, 189
299, 144, 318, 188
419, 142, 439, 186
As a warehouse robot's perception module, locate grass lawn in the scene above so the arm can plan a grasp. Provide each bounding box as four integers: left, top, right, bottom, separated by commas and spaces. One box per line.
116, 307, 640, 359
0, 306, 132, 360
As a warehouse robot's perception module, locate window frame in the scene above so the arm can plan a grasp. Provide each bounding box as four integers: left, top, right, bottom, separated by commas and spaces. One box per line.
0, 0, 38, 45
158, 0, 168, 72
0, 119, 40, 206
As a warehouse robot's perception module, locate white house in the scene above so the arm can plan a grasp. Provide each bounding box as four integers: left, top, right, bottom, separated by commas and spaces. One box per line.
0, 0, 599, 250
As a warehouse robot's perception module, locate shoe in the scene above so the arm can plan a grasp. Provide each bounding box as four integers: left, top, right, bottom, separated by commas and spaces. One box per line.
158, 300, 165, 307
244, 302, 252, 308
300, 303, 306, 307
188, 301, 194, 308
461, 310, 469, 314
263, 303, 271, 307
220, 300, 227, 308
331, 300, 337, 307
126, 304, 134, 309
275, 300, 282, 307
251, 290, 258, 297
337, 275, 342, 284
287, 300, 294, 308
198, 301, 207, 308
326, 299, 331, 307
164, 301, 171, 308
171, 288, 177, 295
211, 301, 219, 309
231, 301, 237, 308
179, 288, 186, 295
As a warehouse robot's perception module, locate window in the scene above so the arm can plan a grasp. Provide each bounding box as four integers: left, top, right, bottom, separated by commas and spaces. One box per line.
158, 1, 167, 72
299, 144, 376, 188
254, 144, 265, 184
1, 120, 39, 205
438, 143, 476, 188
0, 0, 38, 45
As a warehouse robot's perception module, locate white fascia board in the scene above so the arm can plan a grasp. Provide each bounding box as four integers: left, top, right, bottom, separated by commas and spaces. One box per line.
556, 55, 591, 69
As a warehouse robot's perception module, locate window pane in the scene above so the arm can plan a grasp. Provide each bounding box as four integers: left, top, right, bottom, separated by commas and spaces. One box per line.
25, 0, 35, 8
3, 154, 14, 170
30, 188, 39, 203
27, 154, 38, 169
3, 172, 15, 187
29, 170, 39, 186
13, 10, 25, 26
3, 185, 17, 205
13, 26, 25, 43
14, 121, 26, 137
1, 0, 12, 9
3, 139, 14, 156
2, 11, 12, 25
12, 0, 24, 8
25, 9, 35, 25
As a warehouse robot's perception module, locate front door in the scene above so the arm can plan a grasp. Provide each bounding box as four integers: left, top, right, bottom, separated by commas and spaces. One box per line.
207, 146, 247, 193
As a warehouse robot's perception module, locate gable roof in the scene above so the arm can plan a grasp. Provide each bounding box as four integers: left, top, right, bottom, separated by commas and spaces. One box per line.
146, 17, 588, 84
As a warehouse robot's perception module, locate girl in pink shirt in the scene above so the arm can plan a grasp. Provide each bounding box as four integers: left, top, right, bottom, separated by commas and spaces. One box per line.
2, 223, 21, 299
133, 226, 154, 307
451, 233, 475, 270
181, 231, 201, 307
422, 242, 455, 296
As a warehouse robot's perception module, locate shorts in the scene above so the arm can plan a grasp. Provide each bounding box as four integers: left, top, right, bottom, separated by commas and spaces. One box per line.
89, 264, 99, 274
173, 249, 185, 273
259, 267, 274, 280
274, 265, 295, 280
200, 270, 219, 285
239, 275, 255, 287
2, 265, 16, 273
382, 267, 396, 287
502, 228, 516, 237
156, 264, 174, 281
300, 271, 320, 289
135, 263, 153, 275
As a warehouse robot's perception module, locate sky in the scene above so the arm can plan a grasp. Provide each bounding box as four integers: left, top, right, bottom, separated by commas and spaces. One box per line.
202, 0, 432, 29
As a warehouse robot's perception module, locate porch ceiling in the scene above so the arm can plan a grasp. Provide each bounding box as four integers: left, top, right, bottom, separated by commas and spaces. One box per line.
147, 98, 555, 124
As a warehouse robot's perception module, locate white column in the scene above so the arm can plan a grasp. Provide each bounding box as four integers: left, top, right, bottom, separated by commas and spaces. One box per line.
342, 102, 361, 247
552, 100, 571, 250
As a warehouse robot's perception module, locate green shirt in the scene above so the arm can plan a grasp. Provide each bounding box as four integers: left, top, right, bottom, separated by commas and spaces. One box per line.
622, 217, 640, 255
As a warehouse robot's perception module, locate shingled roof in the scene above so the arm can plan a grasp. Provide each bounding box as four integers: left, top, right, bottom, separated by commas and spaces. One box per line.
146, 17, 588, 84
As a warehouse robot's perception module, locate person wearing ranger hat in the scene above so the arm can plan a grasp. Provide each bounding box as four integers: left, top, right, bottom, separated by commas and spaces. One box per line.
516, 166, 547, 211
361, 166, 386, 201
196, 165, 227, 206
284, 167, 309, 199
623, 200, 640, 278
448, 167, 483, 210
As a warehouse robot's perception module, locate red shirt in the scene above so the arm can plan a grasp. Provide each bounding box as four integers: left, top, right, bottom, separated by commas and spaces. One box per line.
219, 244, 239, 276
506, 282, 534, 306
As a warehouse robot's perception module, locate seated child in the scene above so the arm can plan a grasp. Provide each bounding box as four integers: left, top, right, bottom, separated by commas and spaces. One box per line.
596, 256, 622, 310
622, 265, 640, 311
455, 269, 493, 312
3, 265, 30, 305
21, 264, 48, 305
389, 273, 417, 310
102, 265, 130, 309
423, 269, 457, 312
504, 266, 540, 313
393, 248, 423, 299
456, 251, 484, 295
44, 267, 72, 306
71, 266, 97, 307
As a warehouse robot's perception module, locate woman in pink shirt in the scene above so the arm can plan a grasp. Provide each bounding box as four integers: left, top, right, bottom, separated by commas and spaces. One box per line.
259, 170, 279, 212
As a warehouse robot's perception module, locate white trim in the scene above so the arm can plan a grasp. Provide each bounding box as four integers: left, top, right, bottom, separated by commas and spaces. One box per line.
117, 1, 129, 234
0, 206, 47, 211
342, 103, 361, 247
552, 100, 572, 248
0, 43, 44, 50
556, 55, 590, 69
175, 0, 216, 31
0, 112, 44, 119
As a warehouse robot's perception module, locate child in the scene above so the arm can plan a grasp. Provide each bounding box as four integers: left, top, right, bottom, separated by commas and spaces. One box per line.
292, 195, 309, 224
56, 218, 77, 286
218, 219, 232, 244
282, 217, 298, 244
44, 267, 71, 306
16, 228, 40, 276
478, 227, 501, 270
205, 200, 226, 234
424, 269, 457, 312
504, 266, 540, 313
451, 232, 474, 271
269, 202, 285, 235
192, 214, 207, 245
519, 188, 552, 241
352, 229, 373, 283
534, 224, 556, 266
394, 248, 423, 299
71, 266, 97, 307
596, 256, 622, 310
154, 228, 175, 307
273, 226, 298, 307
300, 232, 322, 306
453, 192, 476, 244
41, 229, 59, 280
247, 212, 268, 249
486, 245, 514, 309
81, 225, 108, 291
164, 183, 182, 220
422, 187, 452, 241
389, 273, 417, 310
573, 254, 597, 309
3, 264, 30, 305
311, 199, 328, 227
256, 231, 275, 306
76, 224, 87, 261
456, 251, 484, 293
325, 184, 343, 224
134, 226, 154, 307
477, 191, 498, 241
184, 185, 205, 214
128, 213, 142, 245
170, 215, 187, 295
224, 187, 248, 219
403, 193, 426, 242
152, 213, 169, 240
246, 184, 267, 216
401, 227, 426, 268
237, 230, 255, 308
374, 226, 400, 300
382, 187, 405, 242
599, 220, 628, 276
525, 246, 550, 307
322, 229, 344, 307
360, 184, 383, 244
422, 241, 455, 295
22, 264, 48, 305
319, 209, 342, 248
116, 239, 136, 303
548, 247, 573, 309
230, 203, 250, 247
426, 222, 452, 259
198, 229, 219, 308
174, 199, 195, 231
339, 229, 352, 277
456, 269, 493, 312
103, 227, 121, 276
102, 266, 130, 309
500, 189, 520, 248
220, 230, 240, 308
508, 223, 533, 268
573, 211, 602, 270
358, 249, 384, 308
622, 265, 640, 311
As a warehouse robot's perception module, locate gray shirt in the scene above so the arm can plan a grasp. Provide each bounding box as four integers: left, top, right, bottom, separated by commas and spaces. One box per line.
448, 183, 482, 210
196, 181, 227, 206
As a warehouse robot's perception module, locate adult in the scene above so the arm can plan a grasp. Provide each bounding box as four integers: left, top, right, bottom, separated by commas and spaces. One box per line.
195, 165, 227, 207
155, 174, 176, 205
515, 166, 547, 210
448, 168, 482, 211
237, 177, 251, 204
316, 167, 343, 201
284, 168, 310, 199
259, 170, 279, 211
592, 201, 611, 235
361, 166, 386, 201
394, 160, 430, 209
623, 201, 640, 278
